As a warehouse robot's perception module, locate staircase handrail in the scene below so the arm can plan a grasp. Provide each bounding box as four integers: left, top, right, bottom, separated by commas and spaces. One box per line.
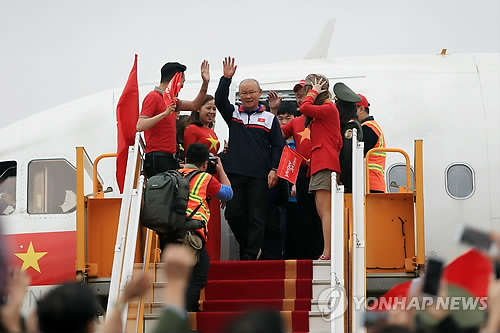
351, 128, 366, 332
107, 133, 145, 316
365, 147, 411, 195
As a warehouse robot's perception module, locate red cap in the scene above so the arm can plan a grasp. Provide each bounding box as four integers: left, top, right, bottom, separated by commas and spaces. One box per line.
356, 94, 370, 108
293, 80, 305, 92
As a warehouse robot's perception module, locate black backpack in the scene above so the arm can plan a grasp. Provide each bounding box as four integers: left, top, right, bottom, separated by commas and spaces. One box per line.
141, 169, 205, 234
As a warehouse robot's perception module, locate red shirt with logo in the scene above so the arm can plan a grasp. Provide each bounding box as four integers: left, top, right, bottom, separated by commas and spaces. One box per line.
140, 89, 177, 154
184, 124, 220, 156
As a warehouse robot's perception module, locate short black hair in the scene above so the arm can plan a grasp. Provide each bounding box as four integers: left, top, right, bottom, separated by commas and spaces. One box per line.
37, 282, 99, 333
277, 102, 297, 117
160, 62, 187, 83
186, 143, 210, 168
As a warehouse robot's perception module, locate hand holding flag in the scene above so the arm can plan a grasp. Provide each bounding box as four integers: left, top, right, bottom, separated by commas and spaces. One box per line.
163, 72, 183, 107
276, 146, 306, 185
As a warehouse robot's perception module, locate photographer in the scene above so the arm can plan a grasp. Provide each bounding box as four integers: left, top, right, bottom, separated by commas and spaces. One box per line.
177, 143, 232, 312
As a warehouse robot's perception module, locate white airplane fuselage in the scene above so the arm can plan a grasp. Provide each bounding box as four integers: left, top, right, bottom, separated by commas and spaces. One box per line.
1, 53, 499, 278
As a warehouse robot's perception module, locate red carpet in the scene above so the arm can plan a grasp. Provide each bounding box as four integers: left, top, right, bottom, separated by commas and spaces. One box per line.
201, 299, 312, 312
189, 260, 313, 333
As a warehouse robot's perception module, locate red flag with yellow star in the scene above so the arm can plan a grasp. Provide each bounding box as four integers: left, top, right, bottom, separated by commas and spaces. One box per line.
6, 231, 76, 286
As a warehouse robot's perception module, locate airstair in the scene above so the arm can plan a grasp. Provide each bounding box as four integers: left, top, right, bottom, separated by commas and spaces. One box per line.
75, 131, 425, 332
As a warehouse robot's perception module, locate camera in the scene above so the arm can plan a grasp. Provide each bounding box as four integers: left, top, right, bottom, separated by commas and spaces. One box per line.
206, 153, 218, 175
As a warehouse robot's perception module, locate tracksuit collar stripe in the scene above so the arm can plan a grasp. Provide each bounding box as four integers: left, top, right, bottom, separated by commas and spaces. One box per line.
238, 104, 264, 113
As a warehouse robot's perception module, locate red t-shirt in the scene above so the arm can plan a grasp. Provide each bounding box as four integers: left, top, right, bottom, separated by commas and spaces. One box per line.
281, 115, 312, 167
184, 124, 220, 156
140, 89, 177, 154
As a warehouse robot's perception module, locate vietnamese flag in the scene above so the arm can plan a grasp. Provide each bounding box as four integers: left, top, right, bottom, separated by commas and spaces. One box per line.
277, 145, 304, 184
116, 54, 139, 193
163, 72, 183, 106
6, 231, 76, 286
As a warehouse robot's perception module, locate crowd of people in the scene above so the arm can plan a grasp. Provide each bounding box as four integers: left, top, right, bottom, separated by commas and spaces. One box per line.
1, 56, 499, 332
137, 56, 387, 264
0, 232, 499, 332
134, 56, 389, 318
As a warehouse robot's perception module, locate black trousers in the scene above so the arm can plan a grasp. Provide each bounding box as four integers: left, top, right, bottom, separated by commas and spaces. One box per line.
162, 234, 210, 312
144, 152, 179, 179
261, 179, 289, 260
185, 245, 210, 312
286, 167, 324, 259
225, 174, 269, 260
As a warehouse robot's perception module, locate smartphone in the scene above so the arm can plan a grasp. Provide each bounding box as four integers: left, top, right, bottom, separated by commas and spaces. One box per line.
456, 225, 493, 251
423, 257, 444, 297
363, 311, 388, 328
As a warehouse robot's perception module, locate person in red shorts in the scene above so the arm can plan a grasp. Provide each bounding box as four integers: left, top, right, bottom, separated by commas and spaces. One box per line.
136, 60, 210, 178
184, 95, 223, 260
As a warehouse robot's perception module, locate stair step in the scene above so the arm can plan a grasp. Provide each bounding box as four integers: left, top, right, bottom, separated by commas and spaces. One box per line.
149, 280, 329, 303
138, 310, 334, 333
134, 260, 331, 283
130, 299, 331, 316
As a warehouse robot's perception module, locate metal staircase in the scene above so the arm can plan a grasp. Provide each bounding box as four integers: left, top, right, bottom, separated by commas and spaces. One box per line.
74, 131, 426, 332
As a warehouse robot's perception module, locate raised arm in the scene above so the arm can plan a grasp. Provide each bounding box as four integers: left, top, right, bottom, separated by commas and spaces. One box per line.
267, 91, 282, 115
215, 57, 237, 124
136, 103, 176, 132
299, 78, 332, 119
281, 117, 294, 139
177, 60, 210, 112
102, 272, 150, 333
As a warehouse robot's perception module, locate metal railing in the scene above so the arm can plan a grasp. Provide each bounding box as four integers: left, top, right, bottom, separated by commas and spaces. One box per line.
106, 133, 146, 330
365, 147, 411, 195
351, 129, 366, 333
330, 173, 345, 332
76, 147, 106, 277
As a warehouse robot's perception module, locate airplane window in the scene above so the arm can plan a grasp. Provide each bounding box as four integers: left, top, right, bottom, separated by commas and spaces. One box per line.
387, 164, 415, 193
28, 159, 76, 214
445, 163, 474, 199
0, 161, 17, 215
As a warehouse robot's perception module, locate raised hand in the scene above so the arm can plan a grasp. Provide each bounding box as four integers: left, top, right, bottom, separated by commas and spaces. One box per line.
201, 60, 210, 83
267, 91, 282, 112
162, 244, 196, 282
122, 272, 151, 301
223, 56, 237, 79
311, 78, 328, 94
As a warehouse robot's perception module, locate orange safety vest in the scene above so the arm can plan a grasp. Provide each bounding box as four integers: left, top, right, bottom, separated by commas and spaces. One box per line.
363, 120, 386, 192
179, 168, 213, 241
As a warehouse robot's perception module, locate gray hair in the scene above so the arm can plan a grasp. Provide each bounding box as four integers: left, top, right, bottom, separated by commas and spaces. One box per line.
239, 78, 261, 91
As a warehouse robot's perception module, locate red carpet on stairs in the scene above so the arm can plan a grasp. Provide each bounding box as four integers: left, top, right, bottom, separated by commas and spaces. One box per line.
189, 260, 313, 333
202, 299, 312, 312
